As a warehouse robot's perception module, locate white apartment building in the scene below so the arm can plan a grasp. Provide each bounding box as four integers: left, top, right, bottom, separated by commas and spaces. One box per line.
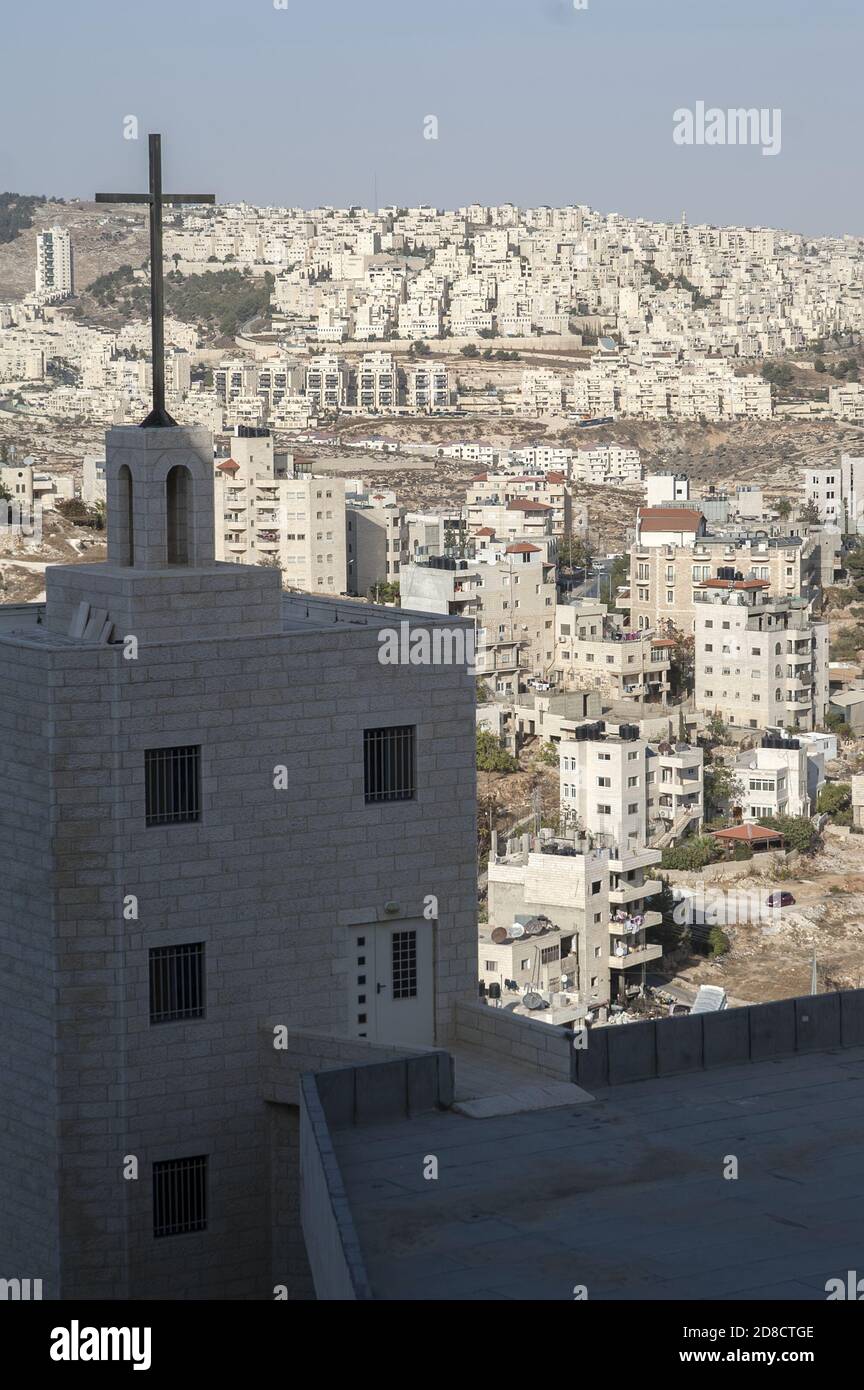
35, 226, 74, 302
572, 445, 643, 488
355, 351, 398, 412
0, 461, 74, 511
213, 426, 348, 593
401, 549, 558, 694
305, 353, 350, 411
553, 601, 672, 704
730, 733, 822, 821
560, 719, 703, 850
806, 454, 864, 535
521, 368, 566, 415
645, 473, 690, 507
404, 362, 452, 412
829, 382, 864, 424
694, 579, 829, 732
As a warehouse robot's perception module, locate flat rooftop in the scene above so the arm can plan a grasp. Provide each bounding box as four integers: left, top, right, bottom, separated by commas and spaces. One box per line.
334, 1043, 864, 1301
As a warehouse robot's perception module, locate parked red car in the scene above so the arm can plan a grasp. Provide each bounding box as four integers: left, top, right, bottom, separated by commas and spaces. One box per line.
767, 891, 795, 908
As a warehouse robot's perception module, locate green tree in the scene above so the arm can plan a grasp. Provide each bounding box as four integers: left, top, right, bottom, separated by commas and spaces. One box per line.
653, 876, 691, 954
538, 741, 559, 767
708, 924, 731, 958
476, 730, 519, 773
758, 814, 820, 854
814, 358, 826, 373
775, 496, 792, 519
661, 835, 724, 871
817, 782, 852, 820
800, 499, 822, 528
703, 761, 744, 820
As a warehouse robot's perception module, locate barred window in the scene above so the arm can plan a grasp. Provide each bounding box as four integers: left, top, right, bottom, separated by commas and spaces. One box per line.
145, 745, 200, 827
149, 943, 205, 1023
153, 1156, 208, 1237
364, 726, 415, 804
392, 930, 417, 999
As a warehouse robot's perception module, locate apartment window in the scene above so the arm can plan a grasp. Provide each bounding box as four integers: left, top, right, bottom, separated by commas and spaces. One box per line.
704, 643, 713, 652
628, 776, 639, 787
628, 751, 638, 761
485, 961, 498, 972
594, 912, 602, 924
364, 726, 416, 803
521, 958, 531, 971
591, 880, 603, 894
597, 776, 611, 787
145, 746, 201, 827
149, 943, 205, 1023
540, 946, 559, 964
705, 620, 713, 629
153, 1156, 208, 1238
628, 803, 639, 814
392, 930, 417, 999
594, 945, 602, 958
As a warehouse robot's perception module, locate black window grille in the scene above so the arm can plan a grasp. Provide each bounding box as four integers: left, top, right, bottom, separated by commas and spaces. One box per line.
145, 745, 201, 826
153, 1156, 208, 1237
392, 930, 417, 999
149, 943, 205, 1024
363, 726, 415, 804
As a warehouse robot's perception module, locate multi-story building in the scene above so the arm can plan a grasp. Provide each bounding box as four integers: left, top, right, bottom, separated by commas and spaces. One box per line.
346, 496, 409, 595
466, 472, 573, 539
482, 839, 613, 1025
559, 719, 703, 849
553, 601, 672, 704
35, 225, 74, 302
0, 418, 477, 1299
304, 353, 350, 411
213, 425, 348, 594
404, 362, 452, 412
630, 530, 820, 634
572, 445, 643, 488
693, 578, 829, 731
521, 368, 565, 416
401, 548, 558, 695
806, 455, 864, 535
729, 732, 822, 821
355, 351, 398, 412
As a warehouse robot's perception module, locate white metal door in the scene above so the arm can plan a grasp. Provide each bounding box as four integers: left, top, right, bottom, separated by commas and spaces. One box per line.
350, 919, 434, 1046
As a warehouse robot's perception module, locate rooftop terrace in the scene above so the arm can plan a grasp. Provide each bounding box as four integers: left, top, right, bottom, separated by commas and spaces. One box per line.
333, 1043, 864, 1301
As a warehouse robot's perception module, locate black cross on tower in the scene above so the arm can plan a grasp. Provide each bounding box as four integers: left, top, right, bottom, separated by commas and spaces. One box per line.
96, 134, 215, 427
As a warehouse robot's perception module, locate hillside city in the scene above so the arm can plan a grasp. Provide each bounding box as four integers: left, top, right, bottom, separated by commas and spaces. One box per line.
4, 180, 864, 1309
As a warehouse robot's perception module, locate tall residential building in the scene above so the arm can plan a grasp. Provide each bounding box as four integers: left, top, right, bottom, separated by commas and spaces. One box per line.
553, 601, 672, 704
629, 531, 820, 634
213, 425, 348, 594
805, 455, 864, 535
401, 548, 558, 695
35, 225, 74, 302
0, 419, 477, 1298
693, 578, 829, 732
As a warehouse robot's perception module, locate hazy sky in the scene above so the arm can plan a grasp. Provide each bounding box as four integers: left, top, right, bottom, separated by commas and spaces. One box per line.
2, 0, 862, 236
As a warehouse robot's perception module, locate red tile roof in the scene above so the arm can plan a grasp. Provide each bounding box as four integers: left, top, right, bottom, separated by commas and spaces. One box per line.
637, 507, 704, 532
475, 527, 497, 536
712, 823, 785, 843
505, 542, 541, 554
507, 499, 551, 511
217, 459, 240, 473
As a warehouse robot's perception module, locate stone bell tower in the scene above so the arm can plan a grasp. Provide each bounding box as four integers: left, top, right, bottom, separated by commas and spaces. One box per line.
44, 425, 282, 646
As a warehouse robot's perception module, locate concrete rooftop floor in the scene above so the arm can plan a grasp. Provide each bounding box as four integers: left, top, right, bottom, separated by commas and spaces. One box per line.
334, 1044, 864, 1300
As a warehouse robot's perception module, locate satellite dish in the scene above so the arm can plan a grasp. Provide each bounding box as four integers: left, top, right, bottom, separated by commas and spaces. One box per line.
510, 924, 525, 939
525, 920, 544, 936
490, 927, 508, 944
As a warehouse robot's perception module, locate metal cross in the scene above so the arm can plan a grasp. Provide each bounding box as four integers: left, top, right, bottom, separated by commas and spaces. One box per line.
96, 134, 214, 427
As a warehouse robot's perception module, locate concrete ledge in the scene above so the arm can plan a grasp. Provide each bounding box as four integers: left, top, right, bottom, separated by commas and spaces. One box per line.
311, 1050, 453, 1129
299, 1074, 373, 1301
607, 1020, 657, 1084
795, 992, 841, 1052
841, 989, 864, 1045
702, 1007, 750, 1068
749, 999, 796, 1060
573, 1026, 608, 1089
656, 1014, 704, 1076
